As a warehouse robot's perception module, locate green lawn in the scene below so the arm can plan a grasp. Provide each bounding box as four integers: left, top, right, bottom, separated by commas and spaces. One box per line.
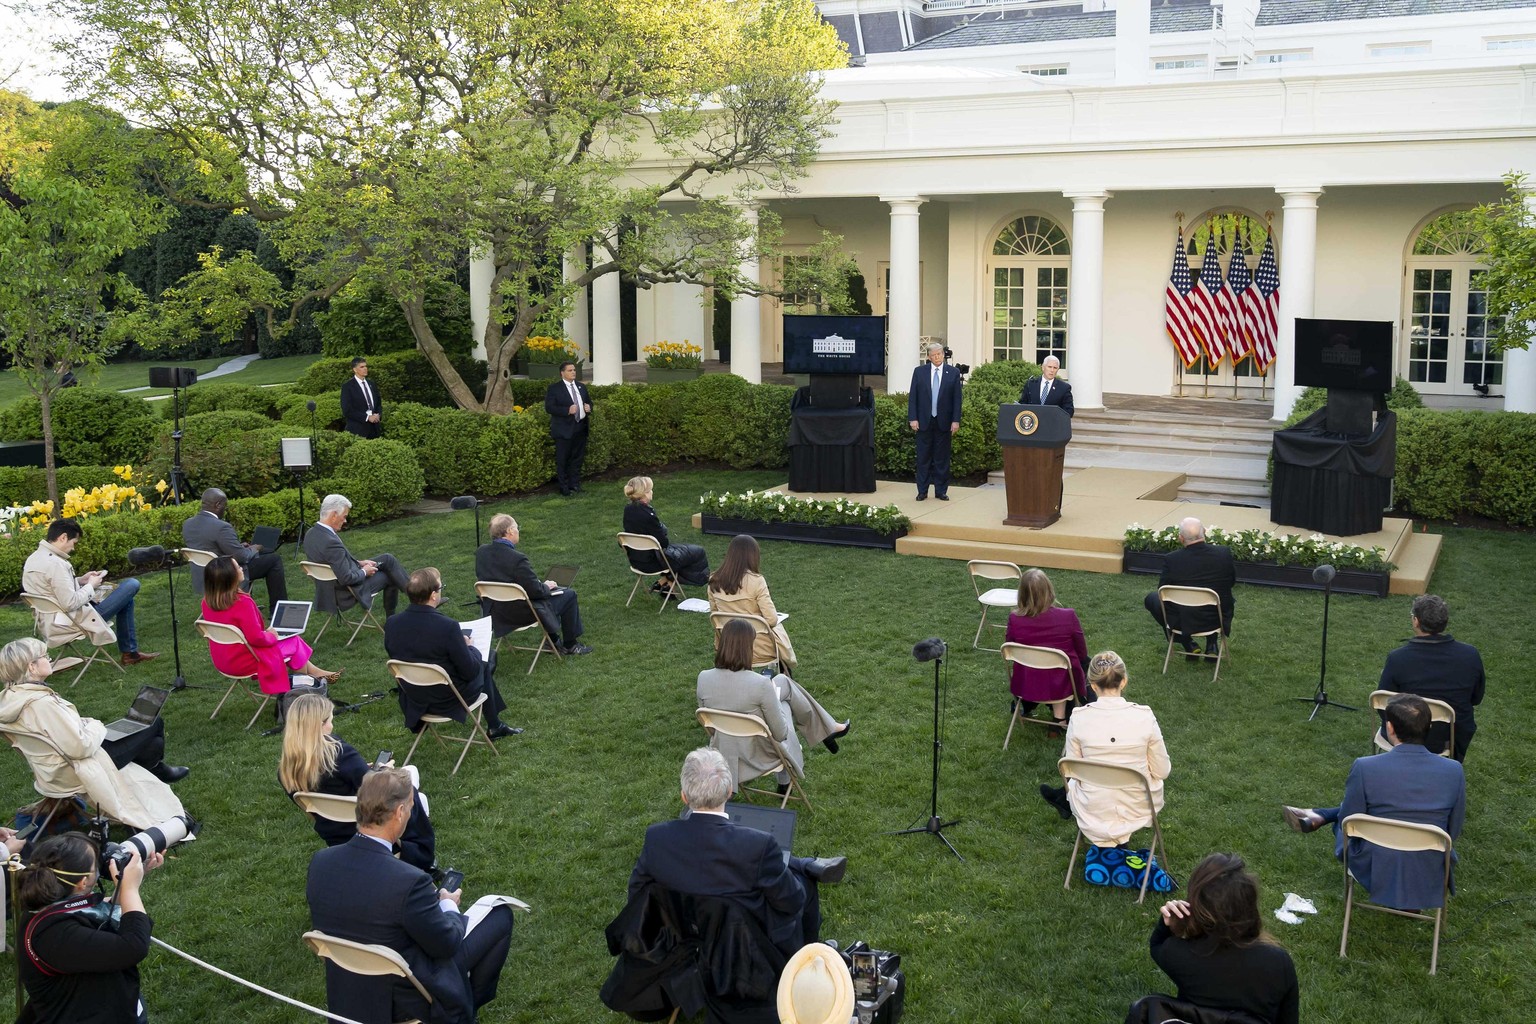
0, 469, 1529, 1023
0, 354, 321, 406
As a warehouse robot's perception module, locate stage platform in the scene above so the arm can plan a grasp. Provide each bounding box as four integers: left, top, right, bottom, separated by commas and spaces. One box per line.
695, 468, 1440, 595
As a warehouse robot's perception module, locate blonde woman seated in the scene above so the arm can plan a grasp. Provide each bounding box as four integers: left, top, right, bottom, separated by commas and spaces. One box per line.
698, 618, 850, 789
1038, 651, 1170, 846
0, 637, 186, 829
200, 555, 341, 700
278, 693, 436, 871
1005, 568, 1089, 730
707, 534, 797, 673
622, 475, 710, 587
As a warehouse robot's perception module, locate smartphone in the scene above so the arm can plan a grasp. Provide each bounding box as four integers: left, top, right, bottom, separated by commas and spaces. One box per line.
375, 750, 393, 768
13, 821, 40, 841
439, 869, 464, 894
851, 951, 879, 999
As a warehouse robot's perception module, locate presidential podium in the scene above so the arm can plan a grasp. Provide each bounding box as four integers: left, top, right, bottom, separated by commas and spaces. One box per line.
997, 404, 1072, 528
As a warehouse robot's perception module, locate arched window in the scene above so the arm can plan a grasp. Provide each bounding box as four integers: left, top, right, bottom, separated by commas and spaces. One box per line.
1404, 210, 1497, 392
989, 215, 1070, 366
992, 216, 1071, 257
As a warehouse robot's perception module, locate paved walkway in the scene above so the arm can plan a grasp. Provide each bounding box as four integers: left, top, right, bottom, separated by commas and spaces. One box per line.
120, 352, 263, 393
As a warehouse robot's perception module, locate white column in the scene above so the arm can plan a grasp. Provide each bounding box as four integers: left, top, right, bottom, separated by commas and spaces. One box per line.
1504, 192, 1536, 413
591, 241, 623, 385
1272, 187, 1323, 421
945, 200, 979, 367
730, 202, 762, 383
1064, 190, 1110, 411
882, 196, 925, 368
469, 248, 495, 361
562, 245, 589, 356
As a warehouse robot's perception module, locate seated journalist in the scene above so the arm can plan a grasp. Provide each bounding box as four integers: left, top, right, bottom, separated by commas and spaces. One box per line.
475, 514, 592, 656
308, 769, 514, 1024
22, 517, 159, 665
1379, 594, 1484, 762
384, 568, 519, 740
303, 493, 411, 617
183, 487, 288, 612
622, 475, 710, 588
1143, 516, 1236, 658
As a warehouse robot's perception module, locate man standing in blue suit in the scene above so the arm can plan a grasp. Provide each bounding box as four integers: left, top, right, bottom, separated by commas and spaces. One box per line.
907, 341, 962, 501
1283, 694, 1466, 910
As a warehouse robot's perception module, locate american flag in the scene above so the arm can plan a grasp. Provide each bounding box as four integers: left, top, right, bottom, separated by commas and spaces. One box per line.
1249, 234, 1281, 374
1226, 235, 1256, 363
1164, 228, 1203, 367
1194, 239, 1232, 365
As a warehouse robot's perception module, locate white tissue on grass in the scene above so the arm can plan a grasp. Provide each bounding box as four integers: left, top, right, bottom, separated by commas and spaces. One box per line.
1273, 908, 1303, 925
1281, 893, 1318, 915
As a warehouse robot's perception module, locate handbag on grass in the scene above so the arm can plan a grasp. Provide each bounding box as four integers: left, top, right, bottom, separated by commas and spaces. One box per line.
1084, 844, 1179, 892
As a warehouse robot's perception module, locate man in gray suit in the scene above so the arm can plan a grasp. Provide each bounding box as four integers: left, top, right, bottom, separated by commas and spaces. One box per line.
182, 488, 287, 612
302, 494, 411, 616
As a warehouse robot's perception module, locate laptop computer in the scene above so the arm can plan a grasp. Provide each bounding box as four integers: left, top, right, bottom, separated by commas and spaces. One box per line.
546, 564, 579, 588
101, 686, 172, 742
251, 525, 282, 553
269, 600, 313, 639
724, 801, 798, 857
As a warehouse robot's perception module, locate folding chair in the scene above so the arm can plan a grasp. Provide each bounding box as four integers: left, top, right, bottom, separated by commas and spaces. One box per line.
194, 618, 275, 729
1368, 690, 1457, 759
696, 707, 811, 812
1157, 585, 1229, 680
1058, 756, 1170, 905
1339, 813, 1454, 974
2, 730, 97, 818
292, 791, 359, 825
21, 591, 125, 688
617, 532, 685, 611
473, 581, 564, 673
708, 612, 787, 676
388, 660, 500, 776
303, 929, 432, 1024
300, 560, 383, 646
181, 547, 216, 595
1000, 642, 1074, 749
968, 560, 1021, 651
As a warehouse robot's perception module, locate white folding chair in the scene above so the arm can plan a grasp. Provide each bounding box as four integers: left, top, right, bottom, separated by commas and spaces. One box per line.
1157, 585, 1229, 680
1339, 813, 1454, 974
1000, 642, 1075, 749
181, 547, 216, 595
968, 560, 1021, 651
1368, 690, 1457, 759
1058, 756, 1170, 905
21, 591, 125, 687
473, 581, 564, 673
292, 791, 359, 825
388, 660, 500, 776
303, 929, 432, 1024
617, 532, 684, 611
194, 618, 274, 729
709, 612, 786, 676
300, 560, 383, 646
696, 707, 811, 812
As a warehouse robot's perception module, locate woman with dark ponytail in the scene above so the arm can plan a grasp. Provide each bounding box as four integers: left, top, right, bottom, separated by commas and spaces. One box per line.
16, 833, 163, 1024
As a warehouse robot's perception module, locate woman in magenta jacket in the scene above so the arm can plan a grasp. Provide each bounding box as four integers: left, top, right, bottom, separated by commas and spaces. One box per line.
1004, 568, 1089, 728
200, 556, 340, 694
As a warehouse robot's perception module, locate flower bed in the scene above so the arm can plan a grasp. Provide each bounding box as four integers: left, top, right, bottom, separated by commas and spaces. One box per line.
698, 490, 910, 549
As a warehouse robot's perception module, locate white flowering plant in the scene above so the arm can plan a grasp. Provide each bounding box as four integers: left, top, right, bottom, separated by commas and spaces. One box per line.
700, 490, 911, 536
1122, 523, 1395, 572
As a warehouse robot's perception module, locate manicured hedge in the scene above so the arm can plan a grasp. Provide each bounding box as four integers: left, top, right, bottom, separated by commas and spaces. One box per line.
169, 381, 283, 420
293, 350, 489, 408
1394, 409, 1536, 526
0, 466, 121, 507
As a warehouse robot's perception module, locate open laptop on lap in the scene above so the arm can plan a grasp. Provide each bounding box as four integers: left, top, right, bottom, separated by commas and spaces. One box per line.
101, 686, 172, 742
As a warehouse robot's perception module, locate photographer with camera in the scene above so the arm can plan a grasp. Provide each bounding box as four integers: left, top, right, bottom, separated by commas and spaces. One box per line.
14, 832, 164, 1024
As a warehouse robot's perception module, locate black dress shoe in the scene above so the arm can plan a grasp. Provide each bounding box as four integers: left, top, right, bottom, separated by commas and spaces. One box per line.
151, 763, 190, 784
486, 724, 523, 740
1039, 784, 1072, 820
822, 721, 851, 754
936, 494, 950, 501
915, 493, 927, 501
802, 856, 847, 884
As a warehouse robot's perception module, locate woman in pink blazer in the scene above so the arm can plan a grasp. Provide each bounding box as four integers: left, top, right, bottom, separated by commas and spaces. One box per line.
200, 557, 339, 694
1004, 568, 1089, 728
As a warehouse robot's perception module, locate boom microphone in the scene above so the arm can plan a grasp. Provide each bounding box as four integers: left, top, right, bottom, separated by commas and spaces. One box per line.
912, 637, 947, 663
450, 495, 480, 511
306, 400, 317, 412
127, 545, 169, 566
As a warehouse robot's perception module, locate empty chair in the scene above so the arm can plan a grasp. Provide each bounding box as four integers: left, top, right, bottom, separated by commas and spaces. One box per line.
1339, 813, 1454, 974
968, 560, 1021, 651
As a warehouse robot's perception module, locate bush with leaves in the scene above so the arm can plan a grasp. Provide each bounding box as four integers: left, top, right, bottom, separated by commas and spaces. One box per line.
963, 359, 1042, 406
143, 411, 282, 498
0, 466, 120, 507
293, 350, 488, 408
0, 394, 43, 441
49, 388, 161, 466
332, 439, 425, 521
315, 278, 475, 359
171, 382, 281, 419
1394, 409, 1536, 526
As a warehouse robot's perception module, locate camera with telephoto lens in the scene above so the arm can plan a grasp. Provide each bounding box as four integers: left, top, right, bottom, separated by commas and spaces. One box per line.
843, 941, 904, 1024
87, 815, 200, 879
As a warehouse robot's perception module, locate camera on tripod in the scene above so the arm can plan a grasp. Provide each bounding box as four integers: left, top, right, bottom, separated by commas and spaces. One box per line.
844, 941, 905, 1024
88, 814, 199, 878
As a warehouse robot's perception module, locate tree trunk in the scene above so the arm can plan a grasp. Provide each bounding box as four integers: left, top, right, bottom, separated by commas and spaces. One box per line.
399, 298, 485, 412
38, 384, 59, 509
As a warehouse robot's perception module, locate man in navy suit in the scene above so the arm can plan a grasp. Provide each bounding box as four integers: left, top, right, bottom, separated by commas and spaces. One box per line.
1379, 594, 1485, 762
1284, 694, 1466, 911
307, 770, 514, 1024
383, 567, 518, 740
474, 514, 591, 656
1143, 516, 1237, 657
340, 356, 382, 437
545, 360, 592, 496
906, 341, 963, 501
628, 747, 847, 958
1018, 354, 1074, 417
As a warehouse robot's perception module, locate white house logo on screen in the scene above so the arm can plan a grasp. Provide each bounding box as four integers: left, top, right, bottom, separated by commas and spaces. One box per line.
811, 333, 857, 355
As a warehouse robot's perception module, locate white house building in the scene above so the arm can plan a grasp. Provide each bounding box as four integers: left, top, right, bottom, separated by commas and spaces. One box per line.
498, 0, 1536, 420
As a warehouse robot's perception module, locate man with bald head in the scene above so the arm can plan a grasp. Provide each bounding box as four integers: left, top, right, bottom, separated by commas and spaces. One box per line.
182, 487, 288, 612
1143, 516, 1236, 657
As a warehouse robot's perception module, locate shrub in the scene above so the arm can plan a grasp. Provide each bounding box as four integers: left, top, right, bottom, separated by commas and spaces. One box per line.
294, 351, 489, 408
593, 384, 680, 470
963, 359, 1042, 406
333, 439, 425, 521
0, 466, 120, 507
144, 412, 284, 499
473, 413, 554, 496
1394, 409, 1536, 526
0, 394, 42, 440
382, 404, 488, 496
278, 392, 344, 433
171, 382, 281, 420
49, 388, 160, 466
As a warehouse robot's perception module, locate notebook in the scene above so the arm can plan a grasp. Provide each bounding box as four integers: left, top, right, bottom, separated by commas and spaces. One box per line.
251, 525, 282, 553
101, 686, 172, 742
269, 600, 313, 639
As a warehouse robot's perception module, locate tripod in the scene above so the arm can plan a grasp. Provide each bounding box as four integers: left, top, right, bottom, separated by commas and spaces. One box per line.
1294, 564, 1357, 720
886, 638, 962, 860
168, 384, 187, 504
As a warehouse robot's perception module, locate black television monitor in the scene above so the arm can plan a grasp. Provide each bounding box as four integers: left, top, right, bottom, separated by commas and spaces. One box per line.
1293, 318, 1394, 393
782, 315, 887, 376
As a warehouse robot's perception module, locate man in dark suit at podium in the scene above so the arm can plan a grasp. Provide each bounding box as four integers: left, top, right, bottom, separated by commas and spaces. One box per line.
1144, 516, 1236, 657
1018, 355, 1074, 417
907, 342, 962, 501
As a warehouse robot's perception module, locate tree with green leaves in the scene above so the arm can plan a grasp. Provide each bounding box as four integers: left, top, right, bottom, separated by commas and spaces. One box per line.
63, 0, 847, 414
0, 90, 170, 505
1471, 171, 1536, 353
